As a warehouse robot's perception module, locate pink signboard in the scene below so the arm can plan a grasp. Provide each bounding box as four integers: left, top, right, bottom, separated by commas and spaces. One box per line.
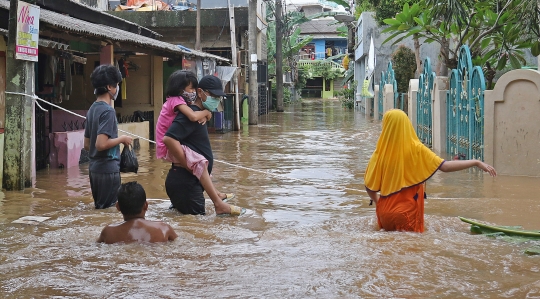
16, 1, 40, 61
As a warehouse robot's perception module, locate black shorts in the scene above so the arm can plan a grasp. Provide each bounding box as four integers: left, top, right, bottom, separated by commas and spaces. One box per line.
89, 172, 121, 209
165, 165, 205, 215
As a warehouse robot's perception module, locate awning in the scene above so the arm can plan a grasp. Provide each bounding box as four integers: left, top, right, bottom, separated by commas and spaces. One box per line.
0, 28, 87, 64
0, 0, 229, 62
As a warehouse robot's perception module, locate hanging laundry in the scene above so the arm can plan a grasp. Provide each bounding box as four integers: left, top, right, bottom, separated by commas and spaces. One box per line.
121, 78, 127, 101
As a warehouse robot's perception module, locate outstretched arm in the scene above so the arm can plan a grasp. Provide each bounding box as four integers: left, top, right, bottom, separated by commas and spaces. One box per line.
439, 160, 497, 177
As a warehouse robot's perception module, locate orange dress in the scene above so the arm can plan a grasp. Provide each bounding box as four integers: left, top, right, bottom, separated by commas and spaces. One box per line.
364, 109, 444, 233
376, 183, 425, 232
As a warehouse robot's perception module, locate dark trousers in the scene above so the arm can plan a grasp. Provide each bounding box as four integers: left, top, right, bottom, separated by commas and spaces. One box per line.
165, 165, 206, 215
89, 172, 121, 209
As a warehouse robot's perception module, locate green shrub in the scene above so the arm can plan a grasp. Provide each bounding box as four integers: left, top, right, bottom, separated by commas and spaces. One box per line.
337, 81, 357, 109
271, 83, 292, 109
391, 45, 416, 93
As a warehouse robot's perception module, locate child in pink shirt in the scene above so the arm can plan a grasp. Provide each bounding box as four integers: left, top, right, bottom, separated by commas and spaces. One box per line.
156, 70, 233, 202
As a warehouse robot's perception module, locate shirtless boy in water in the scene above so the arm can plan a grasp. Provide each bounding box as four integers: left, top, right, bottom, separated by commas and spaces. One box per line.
97, 181, 178, 244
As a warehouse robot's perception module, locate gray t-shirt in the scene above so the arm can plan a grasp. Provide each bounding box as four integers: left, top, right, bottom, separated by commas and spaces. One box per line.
84, 101, 120, 173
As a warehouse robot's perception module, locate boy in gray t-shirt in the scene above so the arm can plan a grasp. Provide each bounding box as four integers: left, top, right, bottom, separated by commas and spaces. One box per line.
84, 64, 132, 209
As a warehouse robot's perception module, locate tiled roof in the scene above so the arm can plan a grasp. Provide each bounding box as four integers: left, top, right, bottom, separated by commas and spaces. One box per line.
0, 0, 229, 62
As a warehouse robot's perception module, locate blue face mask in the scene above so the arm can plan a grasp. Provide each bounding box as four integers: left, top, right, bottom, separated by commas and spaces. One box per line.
202, 94, 221, 111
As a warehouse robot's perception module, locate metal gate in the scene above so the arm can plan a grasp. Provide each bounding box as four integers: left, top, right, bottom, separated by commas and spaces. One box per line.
257, 61, 269, 115
417, 57, 435, 147
378, 72, 385, 120
258, 83, 267, 116
377, 62, 398, 120
446, 45, 485, 160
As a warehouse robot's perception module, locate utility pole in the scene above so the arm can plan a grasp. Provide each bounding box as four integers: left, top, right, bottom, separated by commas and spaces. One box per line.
248, 0, 258, 124
5, 0, 37, 190
275, 0, 284, 112
227, 0, 241, 130
195, 0, 201, 50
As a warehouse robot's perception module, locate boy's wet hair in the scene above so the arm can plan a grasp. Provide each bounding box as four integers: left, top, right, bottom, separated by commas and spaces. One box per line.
90, 64, 122, 96
117, 181, 146, 215
166, 70, 198, 97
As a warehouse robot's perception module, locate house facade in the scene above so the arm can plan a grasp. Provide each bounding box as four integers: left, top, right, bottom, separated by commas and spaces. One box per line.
109, 0, 270, 115
291, 1, 347, 98
0, 0, 227, 189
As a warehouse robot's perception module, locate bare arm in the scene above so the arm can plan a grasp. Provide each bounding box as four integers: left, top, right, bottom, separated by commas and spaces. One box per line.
84, 137, 90, 151
177, 104, 211, 124
366, 188, 379, 205
97, 228, 106, 243
439, 159, 497, 177
163, 136, 188, 170
95, 134, 132, 151
167, 225, 178, 241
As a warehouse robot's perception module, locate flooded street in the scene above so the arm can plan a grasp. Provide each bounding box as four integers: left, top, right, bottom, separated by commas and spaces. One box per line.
2, 99, 540, 298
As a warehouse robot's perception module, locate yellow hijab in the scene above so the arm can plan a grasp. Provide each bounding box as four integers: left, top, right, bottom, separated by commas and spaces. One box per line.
364, 109, 444, 196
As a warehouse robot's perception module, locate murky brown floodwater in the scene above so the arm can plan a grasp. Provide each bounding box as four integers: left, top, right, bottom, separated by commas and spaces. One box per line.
2, 99, 540, 298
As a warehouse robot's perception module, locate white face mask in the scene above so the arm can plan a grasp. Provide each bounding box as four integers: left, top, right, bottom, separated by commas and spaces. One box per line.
108, 84, 119, 101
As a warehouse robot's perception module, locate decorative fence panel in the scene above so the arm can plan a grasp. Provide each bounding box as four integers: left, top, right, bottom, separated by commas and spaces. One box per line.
386, 62, 399, 111
377, 62, 399, 120
417, 58, 435, 147
446, 45, 485, 160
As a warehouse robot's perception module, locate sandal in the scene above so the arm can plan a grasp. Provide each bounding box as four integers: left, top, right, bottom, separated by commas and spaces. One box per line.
217, 205, 246, 217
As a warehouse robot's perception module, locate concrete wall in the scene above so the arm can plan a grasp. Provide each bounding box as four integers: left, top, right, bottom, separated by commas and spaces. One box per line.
313, 39, 326, 57
354, 12, 441, 102
432, 76, 448, 154
408, 79, 419, 129
63, 54, 158, 118
49, 121, 150, 169
383, 84, 394, 114
118, 121, 150, 150
484, 69, 540, 176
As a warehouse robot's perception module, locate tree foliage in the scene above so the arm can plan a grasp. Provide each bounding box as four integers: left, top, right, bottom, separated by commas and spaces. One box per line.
391, 45, 416, 93
381, 0, 538, 84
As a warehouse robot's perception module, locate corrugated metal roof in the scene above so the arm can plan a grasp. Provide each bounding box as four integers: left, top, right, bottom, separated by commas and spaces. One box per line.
299, 19, 341, 34
65, 0, 162, 38
0, 0, 229, 62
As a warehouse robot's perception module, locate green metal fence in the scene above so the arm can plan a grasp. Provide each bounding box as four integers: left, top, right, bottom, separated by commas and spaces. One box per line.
377, 62, 398, 120
446, 45, 485, 160
417, 57, 435, 147
378, 72, 385, 120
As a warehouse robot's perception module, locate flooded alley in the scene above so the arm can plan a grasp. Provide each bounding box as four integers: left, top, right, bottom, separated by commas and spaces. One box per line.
2, 99, 540, 298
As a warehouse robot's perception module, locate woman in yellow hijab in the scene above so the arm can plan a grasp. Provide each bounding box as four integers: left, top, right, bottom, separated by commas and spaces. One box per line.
364, 109, 497, 232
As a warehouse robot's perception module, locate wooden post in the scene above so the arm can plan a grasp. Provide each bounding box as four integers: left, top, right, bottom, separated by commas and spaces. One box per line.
227, 0, 241, 130
100, 44, 114, 107
248, 0, 258, 125
4, 0, 37, 190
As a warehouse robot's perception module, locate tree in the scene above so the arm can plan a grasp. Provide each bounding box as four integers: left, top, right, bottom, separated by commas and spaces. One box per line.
391, 45, 416, 93
381, 0, 536, 83
381, 3, 423, 77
